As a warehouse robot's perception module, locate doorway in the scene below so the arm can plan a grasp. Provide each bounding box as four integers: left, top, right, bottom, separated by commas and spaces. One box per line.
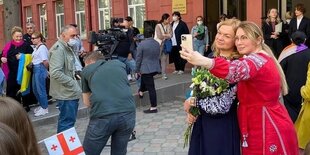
204, 0, 246, 44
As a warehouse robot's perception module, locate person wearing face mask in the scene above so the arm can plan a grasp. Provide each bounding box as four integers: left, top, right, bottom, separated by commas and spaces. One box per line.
49, 25, 82, 133
170, 11, 189, 75
69, 23, 85, 68
113, 17, 136, 81
191, 16, 209, 56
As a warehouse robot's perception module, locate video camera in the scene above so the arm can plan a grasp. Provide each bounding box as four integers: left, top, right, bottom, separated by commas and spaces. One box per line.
88, 27, 127, 59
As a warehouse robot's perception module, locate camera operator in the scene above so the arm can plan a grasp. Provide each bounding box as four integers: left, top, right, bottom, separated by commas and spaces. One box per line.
114, 17, 136, 81
81, 51, 136, 155
125, 16, 141, 60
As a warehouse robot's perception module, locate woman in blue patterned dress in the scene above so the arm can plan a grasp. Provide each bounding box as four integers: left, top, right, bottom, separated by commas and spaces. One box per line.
184, 19, 241, 155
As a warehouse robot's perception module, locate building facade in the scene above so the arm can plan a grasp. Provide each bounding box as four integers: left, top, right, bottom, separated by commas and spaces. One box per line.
0, 0, 308, 50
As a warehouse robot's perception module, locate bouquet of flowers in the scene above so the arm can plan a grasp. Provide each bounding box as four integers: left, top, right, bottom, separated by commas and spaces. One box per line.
183, 67, 229, 148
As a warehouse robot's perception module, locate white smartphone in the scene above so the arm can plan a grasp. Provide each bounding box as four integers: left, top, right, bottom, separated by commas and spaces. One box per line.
181, 34, 193, 51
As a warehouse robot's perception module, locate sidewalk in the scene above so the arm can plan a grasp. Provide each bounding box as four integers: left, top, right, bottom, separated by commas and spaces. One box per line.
32, 71, 193, 154
35, 99, 190, 154
29, 72, 192, 127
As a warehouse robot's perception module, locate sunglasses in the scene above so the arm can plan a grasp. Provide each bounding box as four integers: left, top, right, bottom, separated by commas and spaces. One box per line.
31, 37, 39, 40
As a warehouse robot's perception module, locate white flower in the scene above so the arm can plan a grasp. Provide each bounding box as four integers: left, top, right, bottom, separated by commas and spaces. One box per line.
202, 87, 206, 93
190, 83, 195, 88
199, 81, 207, 90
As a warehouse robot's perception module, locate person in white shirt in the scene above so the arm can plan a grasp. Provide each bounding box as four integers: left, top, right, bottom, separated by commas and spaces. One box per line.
31, 32, 49, 117
170, 11, 189, 75
289, 3, 310, 47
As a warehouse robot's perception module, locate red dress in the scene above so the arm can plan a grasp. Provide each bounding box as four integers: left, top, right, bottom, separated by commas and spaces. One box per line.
210, 53, 298, 155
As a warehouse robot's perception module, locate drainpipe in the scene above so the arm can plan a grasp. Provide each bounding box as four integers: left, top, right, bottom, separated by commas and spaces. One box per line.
87, 0, 93, 51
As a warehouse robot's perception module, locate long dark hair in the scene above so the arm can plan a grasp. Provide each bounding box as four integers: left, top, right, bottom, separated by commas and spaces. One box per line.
159, 13, 170, 23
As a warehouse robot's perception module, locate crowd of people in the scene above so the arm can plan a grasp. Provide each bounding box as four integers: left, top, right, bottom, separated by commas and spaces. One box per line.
182, 3, 310, 155
0, 3, 309, 154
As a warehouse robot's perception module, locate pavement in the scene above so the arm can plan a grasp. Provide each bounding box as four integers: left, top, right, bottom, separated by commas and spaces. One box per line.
30, 71, 193, 154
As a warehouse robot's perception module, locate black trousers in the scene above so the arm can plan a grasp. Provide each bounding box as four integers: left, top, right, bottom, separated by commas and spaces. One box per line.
139, 72, 157, 107
171, 46, 187, 71
6, 72, 37, 108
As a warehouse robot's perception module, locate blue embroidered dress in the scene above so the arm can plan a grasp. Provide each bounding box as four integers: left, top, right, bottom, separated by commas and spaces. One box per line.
188, 80, 240, 155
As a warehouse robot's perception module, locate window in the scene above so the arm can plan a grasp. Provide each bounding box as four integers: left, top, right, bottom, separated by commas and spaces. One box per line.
55, 1, 64, 37
128, 0, 145, 29
75, 0, 86, 39
39, 4, 48, 38
25, 6, 32, 23
98, 0, 111, 30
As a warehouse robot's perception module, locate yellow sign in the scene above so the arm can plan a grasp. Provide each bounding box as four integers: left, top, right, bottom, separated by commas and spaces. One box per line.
172, 0, 187, 14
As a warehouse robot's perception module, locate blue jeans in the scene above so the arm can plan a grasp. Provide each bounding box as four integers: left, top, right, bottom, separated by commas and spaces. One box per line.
83, 111, 136, 155
193, 40, 206, 55
32, 64, 48, 109
57, 99, 79, 133
117, 56, 136, 74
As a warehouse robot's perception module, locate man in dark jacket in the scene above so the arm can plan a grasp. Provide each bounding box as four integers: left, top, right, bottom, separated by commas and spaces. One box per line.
289, 3, 310, 47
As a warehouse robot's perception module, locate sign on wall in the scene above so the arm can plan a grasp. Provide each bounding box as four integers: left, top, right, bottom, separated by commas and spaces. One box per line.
172, 0, 187, 14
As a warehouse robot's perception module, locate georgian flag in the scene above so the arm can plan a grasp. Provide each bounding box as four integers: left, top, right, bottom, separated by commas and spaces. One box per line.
44, 127, 85, 155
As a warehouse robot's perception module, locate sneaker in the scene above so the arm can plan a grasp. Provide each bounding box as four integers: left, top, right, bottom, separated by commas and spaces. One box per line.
34, 106, 41, 113
127, 74, 133, 81
143, 108, 158, 113
172, 71, 179, 74
177, 71, 184, 75
34, 108, 48, 117
162, 74, 168, 80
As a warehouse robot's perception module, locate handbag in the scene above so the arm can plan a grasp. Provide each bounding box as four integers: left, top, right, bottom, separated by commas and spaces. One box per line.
26, 63, 33, 72
163, 39, 172, 54
161, 24, 172, 54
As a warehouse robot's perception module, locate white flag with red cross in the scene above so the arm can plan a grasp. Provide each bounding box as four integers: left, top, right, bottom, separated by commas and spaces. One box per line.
44, 127, 85, 155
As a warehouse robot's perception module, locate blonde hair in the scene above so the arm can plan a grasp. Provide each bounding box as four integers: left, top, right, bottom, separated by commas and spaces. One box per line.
0, 122, 26, 155
0, 97, 41, 155
212, 18, 242, 60
285, 11, 292, 20
11, 26, 23, 36
238, 21, 288, 95
265, 8, 282, 24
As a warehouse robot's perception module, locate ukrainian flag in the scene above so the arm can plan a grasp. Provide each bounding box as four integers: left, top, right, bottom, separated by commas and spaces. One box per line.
17, 53, 32, 96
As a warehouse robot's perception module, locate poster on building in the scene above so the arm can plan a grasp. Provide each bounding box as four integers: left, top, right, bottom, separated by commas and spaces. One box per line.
172, 0, 187, 14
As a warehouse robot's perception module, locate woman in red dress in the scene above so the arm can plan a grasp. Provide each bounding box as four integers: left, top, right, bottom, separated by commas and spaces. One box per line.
181, 21, 298, 155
